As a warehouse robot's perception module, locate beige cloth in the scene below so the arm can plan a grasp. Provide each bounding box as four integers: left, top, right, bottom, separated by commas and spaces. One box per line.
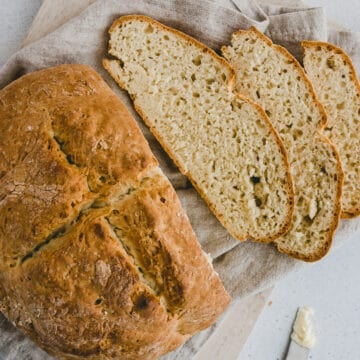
0, 0, 359, 359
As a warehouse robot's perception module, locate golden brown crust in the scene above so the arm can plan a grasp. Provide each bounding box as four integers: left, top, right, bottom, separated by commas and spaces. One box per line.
301, 40, 360, 219
103, 15, 295, 244
0, 64, 158, 269
223, 27, 344, 262
0, 64, 230, 359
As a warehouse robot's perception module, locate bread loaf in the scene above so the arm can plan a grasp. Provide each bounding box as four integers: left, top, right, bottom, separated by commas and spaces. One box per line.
103, 15, 295, 244
302, 41, 360, 218
0, 64, 230, 360
222, 27, 343, 261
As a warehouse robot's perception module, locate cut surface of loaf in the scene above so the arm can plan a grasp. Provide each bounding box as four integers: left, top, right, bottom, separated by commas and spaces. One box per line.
302, 41, 360, 218
103, 15, 294, 243
0, 64, 230, 360
222, 27, 343, 261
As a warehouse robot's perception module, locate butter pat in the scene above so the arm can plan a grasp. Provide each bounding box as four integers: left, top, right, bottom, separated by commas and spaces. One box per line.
291, 306, 316, 348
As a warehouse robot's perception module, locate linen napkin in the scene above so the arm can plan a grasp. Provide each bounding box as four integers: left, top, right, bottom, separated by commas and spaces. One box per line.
0, 0, 359, 359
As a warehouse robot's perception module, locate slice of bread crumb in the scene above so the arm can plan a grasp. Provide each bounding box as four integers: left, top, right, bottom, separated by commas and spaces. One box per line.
103, 15, 295, 244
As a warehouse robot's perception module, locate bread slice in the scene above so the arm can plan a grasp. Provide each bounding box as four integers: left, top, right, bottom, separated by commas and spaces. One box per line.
302, 41, 360, 218
103, 15, 294, 244
222, 27, 343, 261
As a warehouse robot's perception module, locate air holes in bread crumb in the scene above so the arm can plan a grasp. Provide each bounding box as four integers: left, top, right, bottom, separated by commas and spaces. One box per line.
336, 102, 345, 110
192, 55, 202, 66
326, 56, 335, 69
292, 129, 303, 140
144, 24, 154, 33
254, 196, 262, 207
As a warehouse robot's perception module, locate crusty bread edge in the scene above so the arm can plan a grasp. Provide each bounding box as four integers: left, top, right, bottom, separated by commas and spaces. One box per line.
301, 40, 360, 218
103, 15, 295, 244
222, 27, 344, 261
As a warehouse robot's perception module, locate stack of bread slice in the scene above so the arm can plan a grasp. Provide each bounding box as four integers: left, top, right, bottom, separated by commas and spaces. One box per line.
104, 15, 359, 262
222, 27, 344, 261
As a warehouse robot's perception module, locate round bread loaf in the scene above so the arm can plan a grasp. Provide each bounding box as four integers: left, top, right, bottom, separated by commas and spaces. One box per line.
0, 64, 230, 360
